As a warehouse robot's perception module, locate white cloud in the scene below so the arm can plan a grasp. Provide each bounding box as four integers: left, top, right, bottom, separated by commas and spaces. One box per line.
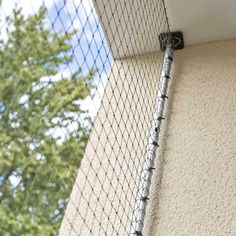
0, 0, 111, 121
0, 0, 59, 17
80, 72, 108, 119
0, 0, 59, 41
9, 174, 21, 188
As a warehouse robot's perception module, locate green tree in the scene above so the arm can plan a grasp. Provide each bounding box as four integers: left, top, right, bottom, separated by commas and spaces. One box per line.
0, 7, 94, 235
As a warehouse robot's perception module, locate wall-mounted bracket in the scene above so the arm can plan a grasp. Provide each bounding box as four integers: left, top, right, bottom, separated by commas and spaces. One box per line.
159, 31, 184, 51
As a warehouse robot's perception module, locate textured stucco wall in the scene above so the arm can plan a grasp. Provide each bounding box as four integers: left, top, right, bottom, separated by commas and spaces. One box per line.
59, 52, 165, 235
146, 39, 236, 236
60, 39, 236, 236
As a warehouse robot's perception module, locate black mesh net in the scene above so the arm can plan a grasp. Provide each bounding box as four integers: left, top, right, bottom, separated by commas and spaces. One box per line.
0, 0, 170, 235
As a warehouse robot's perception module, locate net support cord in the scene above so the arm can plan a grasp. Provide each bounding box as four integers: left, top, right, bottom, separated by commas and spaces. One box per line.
130, 44, 174, 236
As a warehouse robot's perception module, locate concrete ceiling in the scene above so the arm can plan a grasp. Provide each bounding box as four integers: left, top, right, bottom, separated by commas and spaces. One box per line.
94, 0, 236, 59
165, 0, 236, 47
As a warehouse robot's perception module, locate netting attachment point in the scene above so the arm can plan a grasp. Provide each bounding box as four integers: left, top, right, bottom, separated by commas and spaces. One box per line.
148, 167, 155, 171
164, 74, 170, 79
161, 94, 168, 99
158, 117, 165, 121
152, 141, 159, 147
159, 31, 184, 51
141, 196, 149, 202
134, 231, 143, 236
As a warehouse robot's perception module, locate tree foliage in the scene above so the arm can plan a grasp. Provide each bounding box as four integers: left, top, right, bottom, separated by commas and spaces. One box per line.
0, 7, 94, 235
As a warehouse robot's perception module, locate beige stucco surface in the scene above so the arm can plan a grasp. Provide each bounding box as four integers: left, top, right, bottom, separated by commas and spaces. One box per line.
60, 39, 236, 235
146, 39, 236, 236
59, 52, 164, 235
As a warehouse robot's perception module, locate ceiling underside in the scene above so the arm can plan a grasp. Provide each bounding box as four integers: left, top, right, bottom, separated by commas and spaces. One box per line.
94, 0, 236, 59
165, 0, 236, 48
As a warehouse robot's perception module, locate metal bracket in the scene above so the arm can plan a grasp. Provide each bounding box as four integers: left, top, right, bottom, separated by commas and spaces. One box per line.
159, 31, 184, 51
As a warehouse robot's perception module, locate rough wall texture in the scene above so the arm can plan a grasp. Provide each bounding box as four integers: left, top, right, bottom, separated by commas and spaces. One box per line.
59, 52, 165, 235
146, 39, 236, 236
60, 39, 236, 236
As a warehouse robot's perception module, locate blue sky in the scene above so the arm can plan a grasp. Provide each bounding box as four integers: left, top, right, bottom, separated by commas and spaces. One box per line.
0, 0, 113, 118
47, 0, 112, 73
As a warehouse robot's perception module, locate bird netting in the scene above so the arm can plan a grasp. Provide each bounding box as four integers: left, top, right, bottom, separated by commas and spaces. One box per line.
0, 0, 170, 235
